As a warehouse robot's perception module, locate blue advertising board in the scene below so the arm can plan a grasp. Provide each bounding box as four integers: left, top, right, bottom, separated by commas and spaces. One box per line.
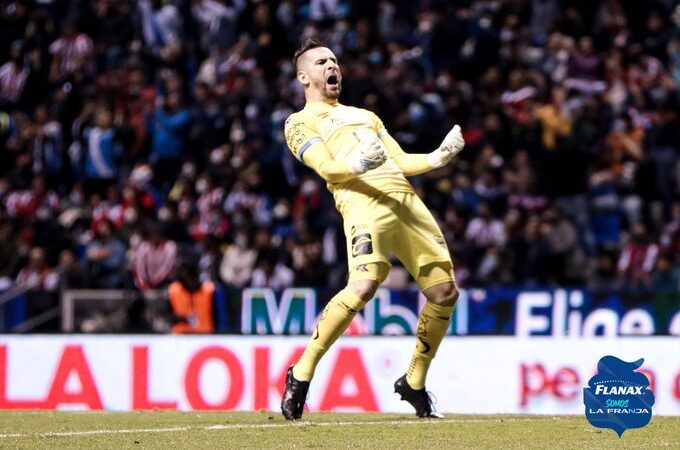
226, 287, 679, 336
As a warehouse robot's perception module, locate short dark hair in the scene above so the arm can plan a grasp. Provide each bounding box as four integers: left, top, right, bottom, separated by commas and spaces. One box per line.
293, 37, 326, 71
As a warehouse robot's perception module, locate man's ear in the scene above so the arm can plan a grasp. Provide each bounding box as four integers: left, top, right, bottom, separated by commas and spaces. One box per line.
297, 70, 310, 87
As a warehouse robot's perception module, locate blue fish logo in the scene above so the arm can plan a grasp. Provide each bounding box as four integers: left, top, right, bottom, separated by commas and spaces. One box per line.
583, 356, 655, 437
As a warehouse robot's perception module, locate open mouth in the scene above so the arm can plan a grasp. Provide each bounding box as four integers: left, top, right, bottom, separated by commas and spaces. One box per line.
326, 74, 339, 86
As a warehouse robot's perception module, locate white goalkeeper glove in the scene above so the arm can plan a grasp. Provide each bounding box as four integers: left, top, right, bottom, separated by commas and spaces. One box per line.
427, 124, 465, 168
348, 130, 387, 174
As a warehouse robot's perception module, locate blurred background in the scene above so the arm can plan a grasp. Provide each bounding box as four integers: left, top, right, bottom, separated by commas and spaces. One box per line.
0, 0, 678, 336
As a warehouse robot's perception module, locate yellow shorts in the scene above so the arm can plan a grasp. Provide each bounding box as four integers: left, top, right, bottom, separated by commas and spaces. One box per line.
342, 191, 454, 290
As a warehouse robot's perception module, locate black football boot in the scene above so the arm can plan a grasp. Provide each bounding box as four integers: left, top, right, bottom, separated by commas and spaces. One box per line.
394, 374, 444, 419
281, 366, 310, 420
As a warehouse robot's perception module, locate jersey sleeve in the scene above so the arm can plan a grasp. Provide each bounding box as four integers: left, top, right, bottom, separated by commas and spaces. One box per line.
284, 113, 323, 162
365, 110, 433, 177
283, 111, 356, 184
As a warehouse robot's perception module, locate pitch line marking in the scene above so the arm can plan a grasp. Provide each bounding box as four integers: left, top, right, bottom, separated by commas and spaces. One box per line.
0, 417, 565, 439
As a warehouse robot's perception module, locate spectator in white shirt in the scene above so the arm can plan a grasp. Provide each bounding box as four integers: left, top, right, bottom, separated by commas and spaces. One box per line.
137, 0, 182, 62
465, 201, 507, 249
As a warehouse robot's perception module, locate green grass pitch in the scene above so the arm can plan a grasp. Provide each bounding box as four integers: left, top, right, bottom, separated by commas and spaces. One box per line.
0, 411, 677, 449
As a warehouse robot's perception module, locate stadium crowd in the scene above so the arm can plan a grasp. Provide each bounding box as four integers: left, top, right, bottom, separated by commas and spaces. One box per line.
1, 0, 679, 325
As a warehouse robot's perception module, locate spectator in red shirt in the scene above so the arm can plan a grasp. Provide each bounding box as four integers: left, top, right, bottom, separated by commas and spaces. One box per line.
618, 223, 659, 287
133, 223, 178, 291
15, 246, 58, 292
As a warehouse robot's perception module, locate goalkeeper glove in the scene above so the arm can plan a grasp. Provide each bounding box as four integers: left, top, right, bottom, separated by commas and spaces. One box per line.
427, 124, 465, 169
348, 130, 387, 174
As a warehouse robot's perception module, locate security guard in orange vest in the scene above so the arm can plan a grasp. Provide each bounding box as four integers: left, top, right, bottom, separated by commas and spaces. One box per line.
168, 264, 215, 334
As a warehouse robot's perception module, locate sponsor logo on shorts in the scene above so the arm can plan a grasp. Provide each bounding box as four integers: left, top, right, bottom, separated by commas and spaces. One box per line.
352, 233, 373, 257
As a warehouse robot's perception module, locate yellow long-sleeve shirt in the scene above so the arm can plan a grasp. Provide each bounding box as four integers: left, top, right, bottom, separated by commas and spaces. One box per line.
284, 100, 433, 207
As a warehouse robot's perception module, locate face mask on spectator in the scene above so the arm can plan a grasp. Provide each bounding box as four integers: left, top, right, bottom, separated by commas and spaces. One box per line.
196, 179, 209, 194
130, 233, 142, 248
300, 180, 318, 196
124, 208, 137, 224
36, 207, 50, 221
158, 207, 171, 222
181, 162, 196, 178
273, 202, 290, 219
235, 233, 248, 248
210, 148, 225, 164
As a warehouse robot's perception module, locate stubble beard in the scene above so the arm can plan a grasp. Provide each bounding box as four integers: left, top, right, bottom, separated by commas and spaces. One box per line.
322, 84, 341, 100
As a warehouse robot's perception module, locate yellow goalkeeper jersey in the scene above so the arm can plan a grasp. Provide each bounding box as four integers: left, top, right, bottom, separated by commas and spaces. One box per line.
284, 100, 415, 204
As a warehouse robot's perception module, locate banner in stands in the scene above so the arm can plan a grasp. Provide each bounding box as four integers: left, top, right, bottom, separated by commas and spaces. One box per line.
0, 336, 678, 415
234, 287, 680, 336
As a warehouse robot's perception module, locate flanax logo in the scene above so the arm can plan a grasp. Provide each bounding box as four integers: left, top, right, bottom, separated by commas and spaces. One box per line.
583, 356, 655, 437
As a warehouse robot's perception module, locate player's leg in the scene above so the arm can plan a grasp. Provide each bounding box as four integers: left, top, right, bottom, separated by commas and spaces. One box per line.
292, 265, 389, 382
406, 263, 458, 390
393, 263, 457, 418
282, 193, 396, 419
391, 192, 457, 417
282, 262, 389, 420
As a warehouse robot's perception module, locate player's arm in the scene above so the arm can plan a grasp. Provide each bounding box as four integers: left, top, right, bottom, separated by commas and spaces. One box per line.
369, 112, 465, 175
378, 130, 433, 176
303, 142, 358, 183
284, 115, 385, 183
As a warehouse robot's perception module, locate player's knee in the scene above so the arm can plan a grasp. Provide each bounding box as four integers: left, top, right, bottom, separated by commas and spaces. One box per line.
427, 282, 459, 307
347, 280, 379, 302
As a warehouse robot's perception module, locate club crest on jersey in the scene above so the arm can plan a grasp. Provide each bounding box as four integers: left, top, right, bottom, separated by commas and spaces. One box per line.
351, 233, 373, 257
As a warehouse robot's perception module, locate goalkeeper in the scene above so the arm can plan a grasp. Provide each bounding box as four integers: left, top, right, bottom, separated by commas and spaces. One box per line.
281, 38, 465, 420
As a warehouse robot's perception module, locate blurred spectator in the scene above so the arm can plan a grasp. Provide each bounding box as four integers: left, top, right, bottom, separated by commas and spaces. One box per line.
617, 223, 659, 287
588, 252, 620, 291
15, 246, 58, 326
4, 177, 60, 219
55, 248, 86, 290
465, 202, 506, 250
85, 220, 127, 289
292, 237, 329, 286
148, 92, 190, 191
133, 223, 178, 290
191, 0, 244, 53
168, 264, 215, 334
137, 0, 182, 64
0, 221, 19, 290
220, 229, 256, 288
661, 201, 680, 256
80, 107, 123, 195
0, 40, 28, 107
15, 246, 57, 292
251, 249, 294, 289
533, 86, 571, 150
48, 19, 94, 83
31, 105, 63, 190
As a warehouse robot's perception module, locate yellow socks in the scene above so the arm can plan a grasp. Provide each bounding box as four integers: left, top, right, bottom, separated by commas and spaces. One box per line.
292, 289, 366, 381
406, 302, 454, 389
